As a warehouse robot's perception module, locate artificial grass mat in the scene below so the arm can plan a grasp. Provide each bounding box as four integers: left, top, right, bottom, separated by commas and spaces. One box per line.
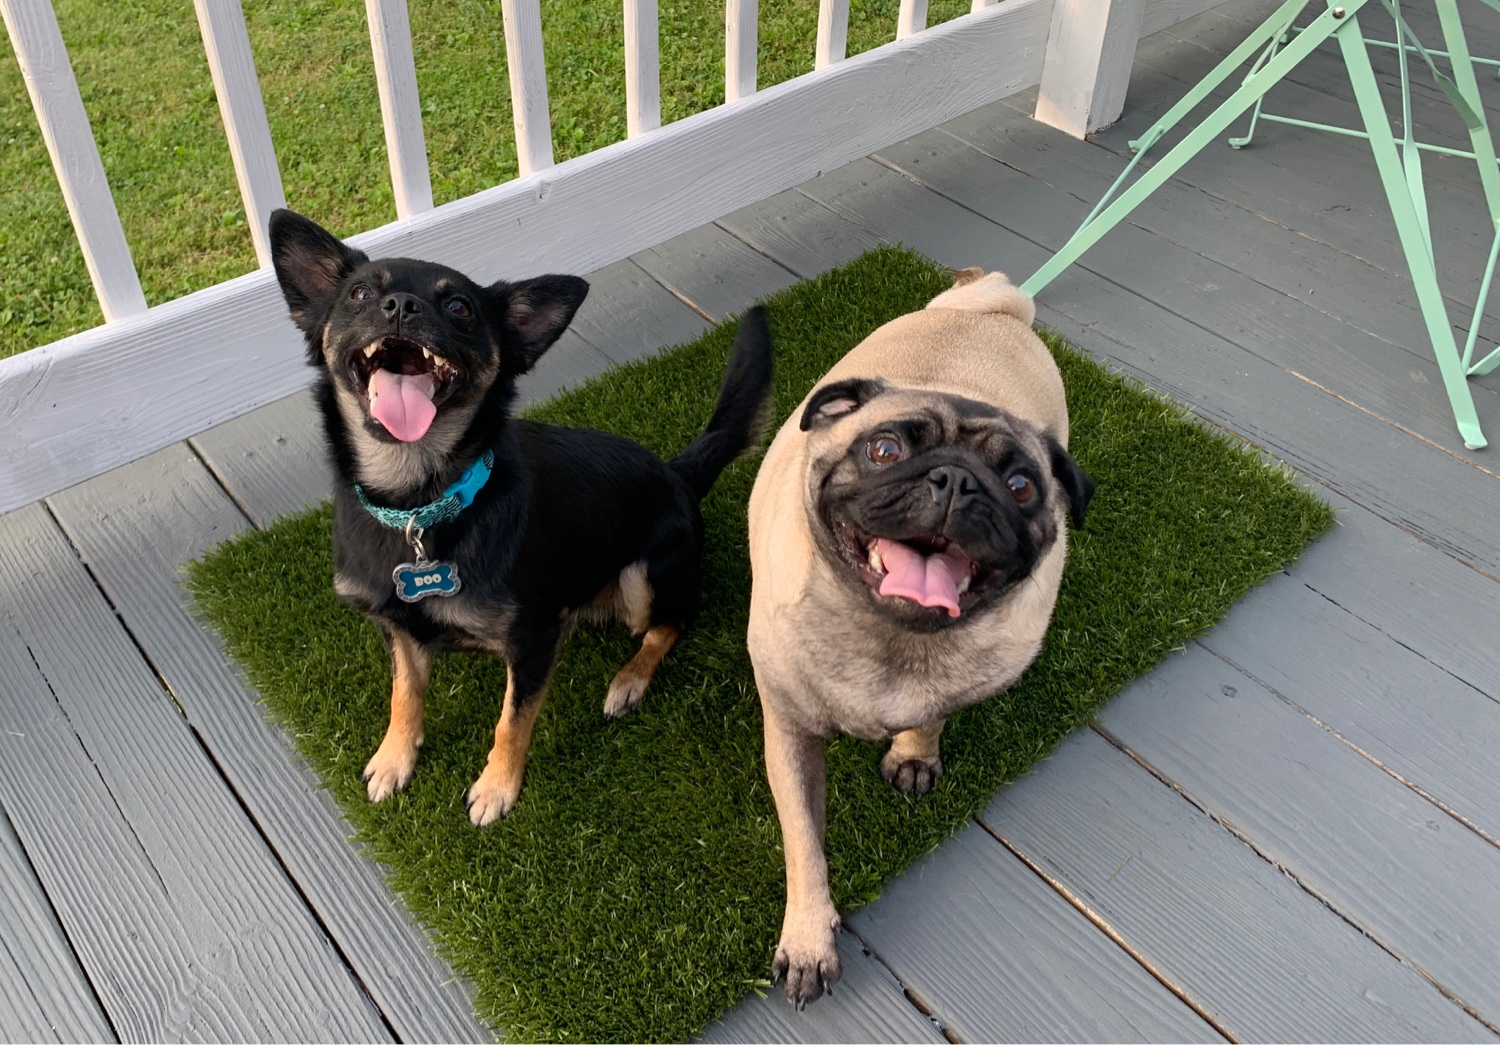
187, 246, 1334, 1043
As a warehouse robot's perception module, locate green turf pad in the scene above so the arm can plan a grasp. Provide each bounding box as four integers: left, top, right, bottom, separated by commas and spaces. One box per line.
188, 246, 1334, 1043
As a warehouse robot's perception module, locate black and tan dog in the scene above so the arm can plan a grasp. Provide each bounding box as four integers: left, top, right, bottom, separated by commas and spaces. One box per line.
269, 209, 772, 826
746, 270, 1094, 1005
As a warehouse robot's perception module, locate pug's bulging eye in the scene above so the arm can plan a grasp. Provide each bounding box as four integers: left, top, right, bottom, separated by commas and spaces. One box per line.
1007, 472, 1036, 503
446, 297, 472, 318
350, 284, 374, 302
867, 435, 904, 464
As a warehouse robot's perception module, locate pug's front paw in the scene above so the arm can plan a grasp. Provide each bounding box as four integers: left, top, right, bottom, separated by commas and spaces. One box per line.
771, 907, 841, 1009
880, 750, 943, 797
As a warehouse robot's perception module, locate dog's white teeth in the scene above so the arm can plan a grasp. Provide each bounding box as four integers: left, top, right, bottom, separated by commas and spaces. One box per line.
422, 347, 432, 360
432, 352, 448, 368
363, 344, 378, 358
868, 547, 885, 575
957, 574, 972, 595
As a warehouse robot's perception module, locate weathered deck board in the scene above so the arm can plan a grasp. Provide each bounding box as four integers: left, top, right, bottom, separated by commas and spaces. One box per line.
44, 445, 491, 1044
0, 504, 389, 1042
873, 124, 1500, 462
716, 192, 884, 280
699, 930, 947, 1044
929, 110, 1500, 455
631, 222, 800, 321
567, 259, 713, 364
189, 390, 332, 528
982, 728, 1496, 1043
1284, 494, 1500, 696
1095, 644, 1500, 1031
846, 823, 1220, 1043
1196, 562, 1500, 841
0, 804, 111, 1044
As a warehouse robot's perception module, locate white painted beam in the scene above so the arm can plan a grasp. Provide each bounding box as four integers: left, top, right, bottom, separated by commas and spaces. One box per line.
896, 0, 928, 40
0, 0, 1058, 515
501, 0, 554, 174
365, 0, 433, 219
1034, 0, 1146, 138
1, 0, 147, 321
815, 0, 849, 69
624, 0, 661, 136
726, 0, 757, 103
192, 0, 286, 267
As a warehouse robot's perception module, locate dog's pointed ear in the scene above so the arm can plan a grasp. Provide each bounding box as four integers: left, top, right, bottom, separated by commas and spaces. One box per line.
799, 378, 886, 431
489, 275, 589, 373
1045, 435, 1096, 528
270, 210, 368, 334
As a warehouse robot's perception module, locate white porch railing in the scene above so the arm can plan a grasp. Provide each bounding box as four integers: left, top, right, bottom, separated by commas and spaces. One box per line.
0, 0, 1232, 516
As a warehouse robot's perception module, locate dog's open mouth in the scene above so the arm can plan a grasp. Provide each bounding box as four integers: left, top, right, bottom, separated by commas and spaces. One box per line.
350, 338, 461, 442
833, 518, 1000, 619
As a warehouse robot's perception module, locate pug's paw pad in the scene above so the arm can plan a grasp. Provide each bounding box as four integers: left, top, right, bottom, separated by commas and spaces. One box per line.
362, 742, 418, 803
465, 768, 521, 827
880, 752, 943, 797
603, 669, 649, 719
772, 911, 841, 1009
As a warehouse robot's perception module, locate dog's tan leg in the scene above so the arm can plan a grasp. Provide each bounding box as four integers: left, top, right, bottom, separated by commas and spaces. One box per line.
363, 627, 431, 802
880, 721, 946, 797
466, 670, 550, 827
603, 623, 679, 719
762, 696, 841, 1008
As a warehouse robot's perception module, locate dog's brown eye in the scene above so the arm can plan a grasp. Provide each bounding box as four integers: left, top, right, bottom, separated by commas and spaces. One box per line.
867, 435, 903, 464
351, 284, 373, 302
1007, 472, 1036, 503
446, 297, 472, 318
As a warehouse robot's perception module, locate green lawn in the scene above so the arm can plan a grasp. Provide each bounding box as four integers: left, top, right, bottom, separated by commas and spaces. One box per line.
1, 0, 974, 358
188, 246, 1335, 1043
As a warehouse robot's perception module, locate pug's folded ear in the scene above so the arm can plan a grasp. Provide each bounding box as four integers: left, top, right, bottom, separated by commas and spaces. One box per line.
800, 378, 887, 431
1046, 436, 1096, 528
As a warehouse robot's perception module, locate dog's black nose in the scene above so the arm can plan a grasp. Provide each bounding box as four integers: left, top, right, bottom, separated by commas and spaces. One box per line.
381, 293, 423, 317
927, 465, 981, 510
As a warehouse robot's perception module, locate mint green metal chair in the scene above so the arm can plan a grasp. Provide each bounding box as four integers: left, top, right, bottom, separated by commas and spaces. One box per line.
1022, 0, 1500, 450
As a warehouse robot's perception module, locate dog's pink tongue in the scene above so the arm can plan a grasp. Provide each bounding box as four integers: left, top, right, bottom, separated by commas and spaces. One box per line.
368, 369, 437, 442
874, 538, 967, 618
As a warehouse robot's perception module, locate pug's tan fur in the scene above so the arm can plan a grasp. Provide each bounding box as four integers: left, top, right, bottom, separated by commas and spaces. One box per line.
747, 271, 1089, 1006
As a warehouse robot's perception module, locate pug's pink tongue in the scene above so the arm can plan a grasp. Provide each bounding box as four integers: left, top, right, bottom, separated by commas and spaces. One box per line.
874, 538, 967, 618
368, 369, 437, 442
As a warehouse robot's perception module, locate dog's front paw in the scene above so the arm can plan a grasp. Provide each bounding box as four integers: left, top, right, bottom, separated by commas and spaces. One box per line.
771, 907, 841, 1009
464, 765, 522, 827
603, 669, 648, 719
362, 740, 419, 802
880, 750, 943, 797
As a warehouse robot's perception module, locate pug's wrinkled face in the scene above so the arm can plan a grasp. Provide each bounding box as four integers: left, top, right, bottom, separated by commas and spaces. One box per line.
801, 378, 1094, 630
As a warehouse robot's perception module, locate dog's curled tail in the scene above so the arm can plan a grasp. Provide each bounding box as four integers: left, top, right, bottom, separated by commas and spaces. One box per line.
926, 268, 1035, 327
670, 306, 775, 502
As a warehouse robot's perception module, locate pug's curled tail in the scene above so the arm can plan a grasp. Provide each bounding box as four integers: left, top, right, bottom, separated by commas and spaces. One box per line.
926, 268, 1035, 327
670, 305, 775, 502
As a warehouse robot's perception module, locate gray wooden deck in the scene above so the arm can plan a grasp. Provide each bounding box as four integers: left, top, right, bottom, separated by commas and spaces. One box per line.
5, 0, 1500, 1039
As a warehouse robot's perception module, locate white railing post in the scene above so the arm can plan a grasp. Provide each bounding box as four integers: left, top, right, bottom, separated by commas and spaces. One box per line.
624, 0, 661, 136
500, 0, 554, 174
365, 0, 433, 219
896, 0, 928, 40
192, 0, 285, 267
1034, 0, 1146, 138
815, 0, 849, 69
1, 0, 147, 321
971, 0, 996, 11
726, 0, 757, 103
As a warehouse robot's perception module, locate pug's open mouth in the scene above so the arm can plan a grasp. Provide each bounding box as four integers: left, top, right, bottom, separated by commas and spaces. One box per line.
349, 337, 462, 442
831, 517, 1002, 619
